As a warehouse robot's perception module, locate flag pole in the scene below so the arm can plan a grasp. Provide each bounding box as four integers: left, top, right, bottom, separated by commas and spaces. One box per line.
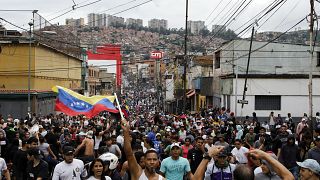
114, 93, 124, 119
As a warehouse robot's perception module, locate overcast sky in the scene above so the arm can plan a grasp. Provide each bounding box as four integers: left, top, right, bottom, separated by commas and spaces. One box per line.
0, 0, 318, 37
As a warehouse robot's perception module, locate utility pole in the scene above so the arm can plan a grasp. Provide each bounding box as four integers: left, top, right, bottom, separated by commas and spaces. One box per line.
183, 0, 189, 113
309, 0, 314, 131
241, 26, 255, 109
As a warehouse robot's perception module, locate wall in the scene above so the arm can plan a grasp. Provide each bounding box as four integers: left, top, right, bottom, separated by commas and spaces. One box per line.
35, 46, 82, 90
226, 78, 320, 118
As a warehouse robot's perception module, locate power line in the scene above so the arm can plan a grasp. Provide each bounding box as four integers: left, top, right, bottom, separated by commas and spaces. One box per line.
205, 0, 224, 21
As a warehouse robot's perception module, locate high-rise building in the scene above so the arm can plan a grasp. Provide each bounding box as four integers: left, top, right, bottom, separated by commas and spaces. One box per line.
148, 19, 168, 30
126, 18, 143, 28
212, 25, 226, 34
88, 13, 99, 27
106, 15, 125, 27
87, 13, 124, 27
65, 18, 84, 27
187, 21, 205, 35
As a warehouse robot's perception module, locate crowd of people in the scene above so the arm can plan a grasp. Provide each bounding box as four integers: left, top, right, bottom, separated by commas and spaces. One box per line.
0, 106, 319, 180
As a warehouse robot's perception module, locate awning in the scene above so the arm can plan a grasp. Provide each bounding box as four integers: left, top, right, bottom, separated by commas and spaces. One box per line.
186, 89, 195, 98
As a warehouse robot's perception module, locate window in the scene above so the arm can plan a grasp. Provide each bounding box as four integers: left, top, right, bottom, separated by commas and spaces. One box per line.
215, 51, 221, 69
255, 95, 281, 110
317, 52, 320, 66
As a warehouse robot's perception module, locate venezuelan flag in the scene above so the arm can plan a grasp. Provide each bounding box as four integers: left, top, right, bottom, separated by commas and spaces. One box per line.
52, 86, 119, 118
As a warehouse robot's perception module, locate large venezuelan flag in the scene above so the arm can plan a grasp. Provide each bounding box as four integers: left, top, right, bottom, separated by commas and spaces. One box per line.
52, 86, 119, 118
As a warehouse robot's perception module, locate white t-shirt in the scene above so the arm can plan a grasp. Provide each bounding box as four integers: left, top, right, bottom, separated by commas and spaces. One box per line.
231, 147, 249, 164
116, 135, 124, 147
0, 158, 7, 179
52, 159, 87, 180
87, 176, 111, 180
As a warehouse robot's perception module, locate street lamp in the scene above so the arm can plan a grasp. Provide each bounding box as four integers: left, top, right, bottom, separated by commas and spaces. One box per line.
28, 22, 33, 114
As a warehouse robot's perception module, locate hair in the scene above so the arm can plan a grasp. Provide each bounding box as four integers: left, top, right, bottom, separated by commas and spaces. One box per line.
105, 136, 112, 142
144, 149, 158, 157
135, 151, 145, 163
234, 139, 242, 144
88, 159, 106, 180
185, 137, 191, 142
195, 136, 204, 142
27, 137, 39, 144
27, 148, 41, 159
233, 164, 254, 180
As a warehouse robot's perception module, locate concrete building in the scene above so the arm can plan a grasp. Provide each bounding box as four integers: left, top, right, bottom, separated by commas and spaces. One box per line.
65, 18, 85, 27
87, 66, 101, 96
213, 39, 320, 118
148, 19, 168, 30
88, 13, 99, 27
126, 18, 143, 28
0, 37, 82, 118
187, 21, 205, 34
106, 15, 125, 27
212, 24, 226, 34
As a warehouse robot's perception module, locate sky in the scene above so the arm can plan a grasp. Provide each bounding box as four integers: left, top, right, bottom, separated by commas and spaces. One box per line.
0, 0, 318, 37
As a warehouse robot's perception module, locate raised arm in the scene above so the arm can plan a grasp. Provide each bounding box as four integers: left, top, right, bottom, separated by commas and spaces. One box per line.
121, 119, 142, 179
248, 149, 294, 180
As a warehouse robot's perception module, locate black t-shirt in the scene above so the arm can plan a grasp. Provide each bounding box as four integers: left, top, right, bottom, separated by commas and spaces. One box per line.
27, 160, 49, 180
13, 149, 28, 177
187, 148, 204, 174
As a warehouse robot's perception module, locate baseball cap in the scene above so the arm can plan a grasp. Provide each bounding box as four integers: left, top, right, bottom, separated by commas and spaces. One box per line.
63, 146, 75, 155
170, 143, 180, 151
86, 130, 93, 139
297, 159, 320, 175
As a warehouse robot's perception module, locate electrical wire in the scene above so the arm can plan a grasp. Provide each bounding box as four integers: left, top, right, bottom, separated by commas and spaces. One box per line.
205, 0, 224, 21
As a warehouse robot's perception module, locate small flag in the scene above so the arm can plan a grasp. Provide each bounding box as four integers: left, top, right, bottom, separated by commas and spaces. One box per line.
52, 86, 119, 118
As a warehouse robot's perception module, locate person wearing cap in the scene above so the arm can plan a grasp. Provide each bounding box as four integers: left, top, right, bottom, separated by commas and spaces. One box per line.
307, 135, 320, 164
26, 148, 49, 180
204, 146, 236, 180
297, 159, 320, 180
274, 125, 289, 158
74, 130, 94, 164
247, 149, 294, 180
160, 142, 192, 180
52, 146, 87, 180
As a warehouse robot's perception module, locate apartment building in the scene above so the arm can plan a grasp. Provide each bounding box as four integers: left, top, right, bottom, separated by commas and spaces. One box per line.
148, 19, 168, 30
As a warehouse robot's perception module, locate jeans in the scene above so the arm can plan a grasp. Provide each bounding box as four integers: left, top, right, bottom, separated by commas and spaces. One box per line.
288, 166, 299, 180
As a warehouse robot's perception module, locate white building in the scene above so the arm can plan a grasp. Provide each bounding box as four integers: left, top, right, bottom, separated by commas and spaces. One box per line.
106, 15, 125, 27
213, 39, 320, 118
126, 18, 143, 28
188, 21, 205, 34
88, 13, 99, 27
148, 19, 168, 30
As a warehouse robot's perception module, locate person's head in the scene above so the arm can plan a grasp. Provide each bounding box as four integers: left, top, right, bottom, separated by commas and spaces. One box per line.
105, 137, 113, 146
24, 131, 30, 139
287, 134, 295, 145
280, 125, 287, 133
314, 136, 320, 148
297, 159, 320, 180
98, 153, 119, 172
27, 148, 41, 162
184, 137, 191, 146
233, 164, 254, 180
234, 139, 242, 149
63, 146, 75, 164
259, 127, 266, 135
170, 143, 181, 158
28, 137, 39, 149
195, 137, 204, 149
270, 111, 274, 115
288, 113, 291, 117
156, 133, 161, 141
89, 159, 106, 179
135, 151, 145, 169
215, 150, 229, 166
144, 149, 159, 173
39, 135, 45, 143
249, 127, 254, 134
260, 153, 277, 176
0, 131, 4, 139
